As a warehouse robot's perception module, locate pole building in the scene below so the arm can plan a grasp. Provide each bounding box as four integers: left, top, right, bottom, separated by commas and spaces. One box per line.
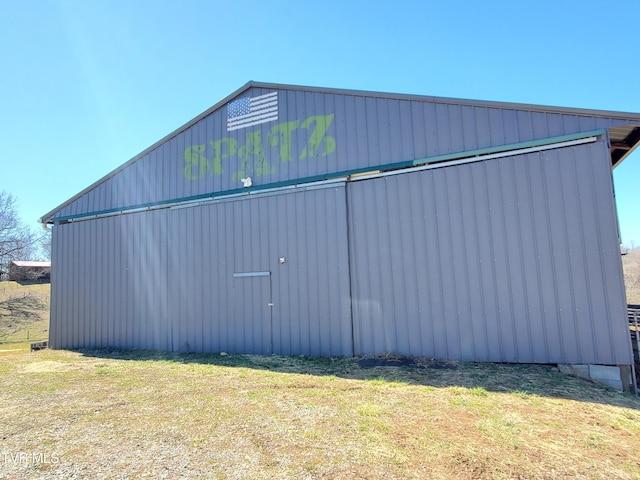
41, 82, 640, 382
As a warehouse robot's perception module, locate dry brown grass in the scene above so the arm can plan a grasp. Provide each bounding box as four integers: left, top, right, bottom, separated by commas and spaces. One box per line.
2, 282, 640, 479
623, 248, 640, 304
1, 348, 639, 479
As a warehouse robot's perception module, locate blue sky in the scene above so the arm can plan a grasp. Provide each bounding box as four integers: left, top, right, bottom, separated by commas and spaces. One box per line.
1, 0, 638, 246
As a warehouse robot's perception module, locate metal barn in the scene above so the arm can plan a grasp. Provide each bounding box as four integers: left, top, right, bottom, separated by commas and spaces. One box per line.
41, 82, 640, 374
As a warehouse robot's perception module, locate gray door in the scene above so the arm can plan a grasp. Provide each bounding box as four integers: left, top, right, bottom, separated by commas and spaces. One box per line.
232, 271, 272, 354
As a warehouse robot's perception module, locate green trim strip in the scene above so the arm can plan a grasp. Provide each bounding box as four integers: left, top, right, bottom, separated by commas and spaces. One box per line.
411, 129, 606, 166
53, 129, 606, 224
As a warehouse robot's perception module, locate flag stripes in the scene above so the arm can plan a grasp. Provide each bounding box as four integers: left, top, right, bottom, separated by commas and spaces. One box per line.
227, 91, 278, 131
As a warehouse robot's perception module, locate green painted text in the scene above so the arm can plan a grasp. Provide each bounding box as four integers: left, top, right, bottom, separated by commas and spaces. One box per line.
184, 114, 336, 180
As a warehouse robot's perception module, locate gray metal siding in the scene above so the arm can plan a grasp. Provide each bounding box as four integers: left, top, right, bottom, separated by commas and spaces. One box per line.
348, 139, 631, 365
46, 84, 635, 366
51, 88, 637, 221
50, 184, 352, 356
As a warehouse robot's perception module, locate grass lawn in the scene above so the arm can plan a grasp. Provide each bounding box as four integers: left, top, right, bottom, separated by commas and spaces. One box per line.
1, 347, 639, 479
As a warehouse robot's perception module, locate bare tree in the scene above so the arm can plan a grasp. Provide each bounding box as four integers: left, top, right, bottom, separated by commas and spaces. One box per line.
40, 231, 52, 261
0, 191, 43, 280
622, 247, 640, 304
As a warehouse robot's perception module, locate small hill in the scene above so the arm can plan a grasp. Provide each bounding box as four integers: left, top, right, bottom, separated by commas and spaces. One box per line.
0, 282, 50, 344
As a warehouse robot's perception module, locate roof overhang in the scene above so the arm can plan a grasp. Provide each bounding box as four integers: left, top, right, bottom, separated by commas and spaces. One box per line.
609, 125, 640, 168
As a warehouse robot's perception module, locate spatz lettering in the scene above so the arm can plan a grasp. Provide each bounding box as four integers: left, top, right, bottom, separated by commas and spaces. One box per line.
184, 114, 336, 180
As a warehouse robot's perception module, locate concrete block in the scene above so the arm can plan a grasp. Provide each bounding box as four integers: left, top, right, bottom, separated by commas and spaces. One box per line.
594, 378, 623, 391
589, 365, 623, 391
558, 364, 590, 379
589, 365, 622, 382
558, 364, 625, 391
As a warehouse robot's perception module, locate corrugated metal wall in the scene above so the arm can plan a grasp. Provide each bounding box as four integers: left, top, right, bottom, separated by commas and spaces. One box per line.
47, 84, 636, 366
50, 137, 632, 365
348, 138, 631, 365
51, 87, 637, 221
50, 183, 352, 356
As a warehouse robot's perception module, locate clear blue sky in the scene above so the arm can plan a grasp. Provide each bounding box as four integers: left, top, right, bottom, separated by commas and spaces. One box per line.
1, 0, 638, 246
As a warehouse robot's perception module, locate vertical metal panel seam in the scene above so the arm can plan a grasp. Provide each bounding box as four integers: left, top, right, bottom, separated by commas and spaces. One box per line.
430, 172, 449, 358
131, 214, 139, 350
570, 146, 599, 362
90, 218, 97, 348
423, 174, 437, 357
498, 160, 519, 361
392, 176, 410, 354
297, 191, 308, 354
586, 139, 623, 363
383, 178, 400, 353
359, 182, 373, 353
121, 216, 128, 349
557, 149, 582, 361
369, 181, 382, 353
456, 166, 476, 359
538, 153, 565, 361
405, 174, 422, 355
397, 175, 416, 354
269, 272, 274, 355
347, 185, 362, 355
524, 155, 550, 361
317, 190, 328, 354
338, 186, 353, 356
418, 172, 434, 355
450, 168, 465, 359
467, 114, 490, 359
49, 226, 58, 347
519, 157, 536, 360
541, 150, 567, 361
199, 206, 206, 352
371, 180, 383, 353
110, 218, 117, 348
481, 162, 505, 360
509, 157, 534, 361
72, 223, 80, 348
59, 225, 67, 347
302, 192, 312, 354
325, 188, 335, 355
468, 166, 490, 358
212, 205, 220, 353
67, 225, 74, 347
66, 225, 74, 348
344, 183, 357, 356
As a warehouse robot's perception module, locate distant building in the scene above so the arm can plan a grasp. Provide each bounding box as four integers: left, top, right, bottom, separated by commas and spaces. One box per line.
8, 260, 51, 282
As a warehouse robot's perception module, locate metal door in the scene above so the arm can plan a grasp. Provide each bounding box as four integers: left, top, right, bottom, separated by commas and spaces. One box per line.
232, 271, 272, 354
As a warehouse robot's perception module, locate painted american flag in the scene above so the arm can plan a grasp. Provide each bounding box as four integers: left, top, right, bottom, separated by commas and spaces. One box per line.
227, 91, 278, 131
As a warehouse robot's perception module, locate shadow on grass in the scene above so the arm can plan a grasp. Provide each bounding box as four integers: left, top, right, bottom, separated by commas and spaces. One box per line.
75, 348, 640, 409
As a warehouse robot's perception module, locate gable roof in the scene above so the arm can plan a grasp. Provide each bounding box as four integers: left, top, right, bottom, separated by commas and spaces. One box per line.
40, 81, 640, 224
